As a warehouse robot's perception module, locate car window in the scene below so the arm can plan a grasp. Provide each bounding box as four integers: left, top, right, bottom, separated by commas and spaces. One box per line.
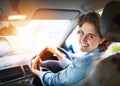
0, 37, 13, 56
65, 26, 80, 53
104, 42, 120, 58
1, 20, 71, 54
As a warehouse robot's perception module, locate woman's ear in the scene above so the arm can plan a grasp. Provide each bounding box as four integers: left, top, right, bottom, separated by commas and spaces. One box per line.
100, 38, 105, 44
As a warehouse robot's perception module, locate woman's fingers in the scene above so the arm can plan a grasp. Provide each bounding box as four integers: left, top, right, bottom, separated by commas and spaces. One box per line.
46, 46, 58, 53
31, 56, 41, 76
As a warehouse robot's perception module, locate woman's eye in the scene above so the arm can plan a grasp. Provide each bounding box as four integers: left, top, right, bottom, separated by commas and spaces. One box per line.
88, 35, 95, 39
77, 30, 84, 35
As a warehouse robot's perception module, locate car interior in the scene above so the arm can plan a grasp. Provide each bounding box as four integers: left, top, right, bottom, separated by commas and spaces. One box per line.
0, 0, 120, 86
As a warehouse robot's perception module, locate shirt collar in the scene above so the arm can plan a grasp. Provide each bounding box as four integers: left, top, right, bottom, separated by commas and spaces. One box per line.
85, 48, 101, 55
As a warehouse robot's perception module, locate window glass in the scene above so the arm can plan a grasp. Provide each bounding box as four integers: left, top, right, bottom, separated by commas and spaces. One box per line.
65, 26, 80, 53
104, 42, 120, 57
3, 20, 69, 53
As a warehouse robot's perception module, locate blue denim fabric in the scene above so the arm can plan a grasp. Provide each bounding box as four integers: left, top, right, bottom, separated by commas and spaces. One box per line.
40, 48, 103, 86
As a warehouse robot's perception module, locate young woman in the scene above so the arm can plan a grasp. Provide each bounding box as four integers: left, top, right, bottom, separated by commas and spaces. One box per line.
31, 12, 111, 86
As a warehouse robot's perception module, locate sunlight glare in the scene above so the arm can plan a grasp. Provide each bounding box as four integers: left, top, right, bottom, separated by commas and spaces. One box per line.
11, 20, 67, 53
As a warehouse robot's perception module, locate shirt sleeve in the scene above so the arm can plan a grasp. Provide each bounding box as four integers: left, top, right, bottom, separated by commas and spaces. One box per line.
40, 57, 89, 86
60, 57, 72, 68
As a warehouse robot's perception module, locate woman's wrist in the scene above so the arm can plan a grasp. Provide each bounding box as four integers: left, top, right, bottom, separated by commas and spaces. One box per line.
55, 51, 63, 61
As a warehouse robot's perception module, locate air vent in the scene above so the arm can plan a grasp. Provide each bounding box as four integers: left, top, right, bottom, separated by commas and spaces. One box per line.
23, 65, 32, 76
0, 66, 24, 83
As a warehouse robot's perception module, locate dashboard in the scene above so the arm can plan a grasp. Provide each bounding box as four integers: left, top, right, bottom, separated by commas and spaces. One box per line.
0, 53, 36, 86
0, 47, 68, 86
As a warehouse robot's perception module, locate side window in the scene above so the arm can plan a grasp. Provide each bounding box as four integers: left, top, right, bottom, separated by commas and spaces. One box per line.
0, 37, 13, 56
104, 42, 120, 57
65, 26, 80, 53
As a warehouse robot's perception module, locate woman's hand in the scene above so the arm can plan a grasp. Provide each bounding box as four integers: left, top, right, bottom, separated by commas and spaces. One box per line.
46, 46, 59, 54
31, 55, 41, 77
46, 46, 64, 61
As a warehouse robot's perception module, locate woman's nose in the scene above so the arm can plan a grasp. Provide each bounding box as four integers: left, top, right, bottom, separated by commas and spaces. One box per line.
81, 35, 87, 42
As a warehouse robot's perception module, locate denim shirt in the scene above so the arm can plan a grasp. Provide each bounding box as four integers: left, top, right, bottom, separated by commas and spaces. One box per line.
39, 48, 103, 86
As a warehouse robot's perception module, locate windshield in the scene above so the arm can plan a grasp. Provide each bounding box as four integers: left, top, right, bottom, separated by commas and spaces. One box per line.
1, 20, 69, 54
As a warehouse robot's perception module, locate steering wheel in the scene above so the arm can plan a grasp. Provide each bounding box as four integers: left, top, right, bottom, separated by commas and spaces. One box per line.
32, 47, 71, 86
57, 47, 71, 60
38, 47, 71, 61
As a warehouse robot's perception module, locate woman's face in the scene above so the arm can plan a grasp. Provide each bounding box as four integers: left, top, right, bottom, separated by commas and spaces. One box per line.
78, 22, 104, 52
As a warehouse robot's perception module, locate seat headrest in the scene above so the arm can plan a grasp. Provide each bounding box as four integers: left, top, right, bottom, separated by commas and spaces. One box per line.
101, 1, 120, 42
